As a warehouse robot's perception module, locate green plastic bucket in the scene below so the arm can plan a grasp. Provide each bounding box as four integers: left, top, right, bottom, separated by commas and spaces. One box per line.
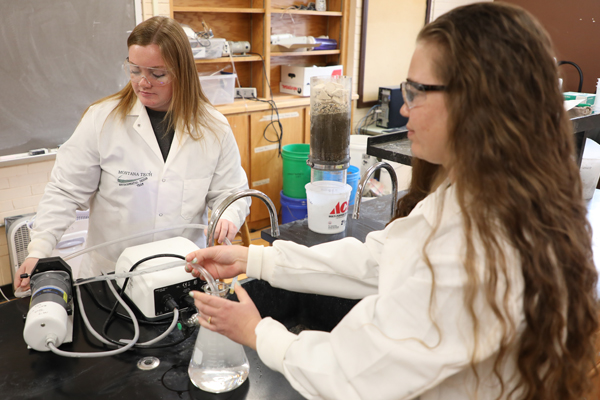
282, 143, 310, 198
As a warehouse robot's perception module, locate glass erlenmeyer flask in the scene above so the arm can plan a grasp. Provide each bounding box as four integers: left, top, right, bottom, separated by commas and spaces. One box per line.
188, 324, 250, 393
188, 280, 249, 393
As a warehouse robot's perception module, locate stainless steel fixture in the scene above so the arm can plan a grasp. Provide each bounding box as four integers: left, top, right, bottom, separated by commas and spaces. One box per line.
352, 162, 398, 221
206, 189, 280, 247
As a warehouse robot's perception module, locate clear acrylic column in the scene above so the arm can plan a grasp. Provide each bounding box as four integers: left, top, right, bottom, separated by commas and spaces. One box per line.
308, 75, 352, 182
188, 283, 249, 393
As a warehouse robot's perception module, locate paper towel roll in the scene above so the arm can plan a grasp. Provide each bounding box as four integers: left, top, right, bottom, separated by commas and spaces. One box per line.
594, 78, 600, 114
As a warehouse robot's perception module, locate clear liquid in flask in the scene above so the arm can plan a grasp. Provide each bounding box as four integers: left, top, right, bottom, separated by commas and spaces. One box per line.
188, 326, 249, 393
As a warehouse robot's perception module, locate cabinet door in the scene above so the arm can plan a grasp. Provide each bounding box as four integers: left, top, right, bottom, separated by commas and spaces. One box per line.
226, 114, 250, 178
249, 107, 304, 223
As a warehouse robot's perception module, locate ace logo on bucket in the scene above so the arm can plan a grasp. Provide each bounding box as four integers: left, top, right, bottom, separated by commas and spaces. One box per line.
330, 201, 348, 216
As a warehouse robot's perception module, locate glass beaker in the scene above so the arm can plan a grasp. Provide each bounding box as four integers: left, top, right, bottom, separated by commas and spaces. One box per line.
188, 281, 249, 393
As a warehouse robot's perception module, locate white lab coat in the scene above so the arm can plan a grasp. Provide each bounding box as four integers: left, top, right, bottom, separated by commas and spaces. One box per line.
28, 98, 250, 278
246, 182, 525, 400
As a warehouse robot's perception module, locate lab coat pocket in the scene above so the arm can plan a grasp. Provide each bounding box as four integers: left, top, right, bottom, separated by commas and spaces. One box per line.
181, 177, 211, 220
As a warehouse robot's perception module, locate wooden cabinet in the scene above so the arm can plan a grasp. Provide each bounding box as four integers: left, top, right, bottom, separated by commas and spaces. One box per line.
170, 0, 350, 98
249, 107, 305, 226
226, 114, 250, 175
170, 0, 351, 229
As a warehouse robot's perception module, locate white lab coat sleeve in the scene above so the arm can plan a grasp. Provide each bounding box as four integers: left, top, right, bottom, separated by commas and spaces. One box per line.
27, 105, 103, 259
246, 228, 386, 299
204, 113, 249, 229
255, 317, 365, 400
254, 255, 509, 400
249, 184, 524, 399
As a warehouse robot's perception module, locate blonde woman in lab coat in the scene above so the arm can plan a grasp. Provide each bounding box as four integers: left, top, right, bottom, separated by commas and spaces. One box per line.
185, 3, 598, 400
14, 16, 249, 288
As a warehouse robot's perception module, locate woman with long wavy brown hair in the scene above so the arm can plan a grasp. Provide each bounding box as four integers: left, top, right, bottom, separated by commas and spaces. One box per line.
182, 3, 598, 399
396, 3, 599, 397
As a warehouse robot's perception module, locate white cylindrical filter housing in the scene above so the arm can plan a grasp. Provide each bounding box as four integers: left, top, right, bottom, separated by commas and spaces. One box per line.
23, 301, 69, 351
305, 181, 352, 234
23, 270, 72, 352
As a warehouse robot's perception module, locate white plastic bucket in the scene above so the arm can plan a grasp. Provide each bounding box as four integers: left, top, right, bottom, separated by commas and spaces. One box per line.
305, 181, 352, 234
349, 134, 376, 177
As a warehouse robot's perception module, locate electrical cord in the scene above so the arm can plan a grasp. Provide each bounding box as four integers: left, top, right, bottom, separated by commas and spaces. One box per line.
82, 283, 170, 325
558, 60, 583, 93
354, 104, 380, 135
0, 287, 11, 302
101, 254, 187, 347
247, 52, 284, 156
80, 273, 196, 349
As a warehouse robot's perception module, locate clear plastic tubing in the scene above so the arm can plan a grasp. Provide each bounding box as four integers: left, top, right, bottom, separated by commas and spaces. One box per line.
63, 223, 208, 261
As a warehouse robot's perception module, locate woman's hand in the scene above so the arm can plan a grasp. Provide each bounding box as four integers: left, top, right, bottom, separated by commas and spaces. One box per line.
185, 245, 249, 281
207, 219, 239, 244
13, 257, 39, 291
189, 283, 261, 349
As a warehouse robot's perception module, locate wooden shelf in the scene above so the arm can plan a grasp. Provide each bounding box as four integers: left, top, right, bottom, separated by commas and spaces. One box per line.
271, 50, 340, 57
172, 7, 265, 13
270, 9, 342, 16
216, 95, 310, 115
195, 55, 263, 64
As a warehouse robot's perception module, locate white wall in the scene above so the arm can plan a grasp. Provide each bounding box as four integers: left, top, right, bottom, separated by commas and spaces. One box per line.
429, 0, 493, 21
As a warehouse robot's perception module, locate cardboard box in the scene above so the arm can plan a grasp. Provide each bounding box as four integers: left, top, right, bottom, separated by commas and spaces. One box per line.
280, 65, 343, 96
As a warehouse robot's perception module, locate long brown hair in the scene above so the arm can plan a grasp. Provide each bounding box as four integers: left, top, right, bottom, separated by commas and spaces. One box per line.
85, 16, 220, 140
400, 3, 597, 398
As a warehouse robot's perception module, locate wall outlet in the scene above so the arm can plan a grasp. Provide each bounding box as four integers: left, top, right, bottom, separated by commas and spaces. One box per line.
235, 88, 257, 99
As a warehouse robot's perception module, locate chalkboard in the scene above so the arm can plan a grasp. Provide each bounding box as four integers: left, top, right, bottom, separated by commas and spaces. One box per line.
0, 0, 137, 157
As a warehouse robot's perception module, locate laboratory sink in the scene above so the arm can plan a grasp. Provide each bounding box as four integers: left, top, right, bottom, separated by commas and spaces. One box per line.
233, 278, 360, 333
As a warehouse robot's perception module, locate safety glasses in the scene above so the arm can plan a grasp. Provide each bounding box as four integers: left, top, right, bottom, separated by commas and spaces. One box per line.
400, 80, 446, 109
123, 58, 172, 86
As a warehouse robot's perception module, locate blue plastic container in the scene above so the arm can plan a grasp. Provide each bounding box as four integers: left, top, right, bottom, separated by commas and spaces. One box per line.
346, 165, 360, 205
280, 191, 308, 224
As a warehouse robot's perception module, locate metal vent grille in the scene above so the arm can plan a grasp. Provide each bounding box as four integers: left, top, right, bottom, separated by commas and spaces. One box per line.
5, 211, 89, 280
13, 223, 30, 267
5, 214, 34, 280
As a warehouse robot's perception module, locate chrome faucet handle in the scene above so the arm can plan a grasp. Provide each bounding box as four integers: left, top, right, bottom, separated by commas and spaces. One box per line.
352, 162, 398, 221
207, 189, 280, 247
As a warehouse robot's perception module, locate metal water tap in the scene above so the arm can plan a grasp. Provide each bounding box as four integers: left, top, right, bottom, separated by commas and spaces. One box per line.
352, 162, 398, 220
206, 189, 280, 247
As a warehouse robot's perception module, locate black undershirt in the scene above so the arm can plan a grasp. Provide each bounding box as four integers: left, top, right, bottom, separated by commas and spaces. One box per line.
146, 107, 175, 162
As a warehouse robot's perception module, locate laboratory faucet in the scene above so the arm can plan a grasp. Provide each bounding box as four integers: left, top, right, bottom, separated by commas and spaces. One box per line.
206, 189, 280, 247
352, 162, 398, 221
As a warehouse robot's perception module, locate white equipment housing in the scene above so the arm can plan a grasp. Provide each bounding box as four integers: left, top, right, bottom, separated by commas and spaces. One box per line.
115, 237, 201, 321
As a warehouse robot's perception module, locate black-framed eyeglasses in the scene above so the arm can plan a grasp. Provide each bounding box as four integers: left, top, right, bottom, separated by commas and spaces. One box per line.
401, 80, 446, 109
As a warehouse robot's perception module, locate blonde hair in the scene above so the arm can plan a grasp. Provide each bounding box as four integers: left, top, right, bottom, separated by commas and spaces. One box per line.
85, 16, 220, 139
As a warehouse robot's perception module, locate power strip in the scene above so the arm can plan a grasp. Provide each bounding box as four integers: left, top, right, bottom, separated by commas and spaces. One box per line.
235, 88, 257, 99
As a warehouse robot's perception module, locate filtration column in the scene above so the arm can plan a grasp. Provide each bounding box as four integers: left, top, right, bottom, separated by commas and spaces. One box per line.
308, 75, 352, 183
305, 75, 353, 234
